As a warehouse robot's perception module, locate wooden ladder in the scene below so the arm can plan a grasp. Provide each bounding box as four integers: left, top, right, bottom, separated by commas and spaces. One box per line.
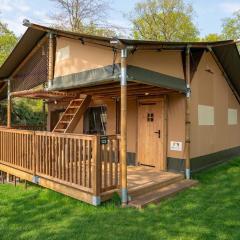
53, 95, 92, 133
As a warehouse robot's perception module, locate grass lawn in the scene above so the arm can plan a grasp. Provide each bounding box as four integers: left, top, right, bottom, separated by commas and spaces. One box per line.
0, 158, 240, 240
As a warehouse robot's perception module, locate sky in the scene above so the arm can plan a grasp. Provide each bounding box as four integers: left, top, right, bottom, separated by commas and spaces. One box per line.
1, 0, 240, 37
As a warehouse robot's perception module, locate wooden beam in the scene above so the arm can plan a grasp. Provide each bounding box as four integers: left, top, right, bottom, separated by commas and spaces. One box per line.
67, 82, 138, 95
0, 163, 93, 204
92, 135, 101, 206
0, 82, 7, 96
7, 80, 11, 129
42, 100, 46, 130
75, 84, 174, 97
10, 89, 76, 99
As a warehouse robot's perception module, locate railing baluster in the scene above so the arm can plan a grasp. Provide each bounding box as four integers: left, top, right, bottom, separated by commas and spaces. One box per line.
74, 139, 77, 184
0, 128, 119, 195
70, 138, 73, 183
83, 140, 86, 187
109, 139, 113, 187
79, 139, 82, 185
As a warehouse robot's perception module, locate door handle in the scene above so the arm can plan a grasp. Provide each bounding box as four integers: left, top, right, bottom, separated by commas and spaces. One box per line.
154, 130, 161, 138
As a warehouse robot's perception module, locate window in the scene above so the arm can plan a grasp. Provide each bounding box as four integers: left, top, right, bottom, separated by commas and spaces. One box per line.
228, 109, 238, 125
83, 106, 107, 135
147, 113, 154, 122
198, 105, 214, 126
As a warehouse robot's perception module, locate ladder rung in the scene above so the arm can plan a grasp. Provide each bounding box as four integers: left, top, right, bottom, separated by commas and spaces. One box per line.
60, 121, 70, 124
54, 129, 65, 132
68, 106, 79, 109
65, 113, 75, 116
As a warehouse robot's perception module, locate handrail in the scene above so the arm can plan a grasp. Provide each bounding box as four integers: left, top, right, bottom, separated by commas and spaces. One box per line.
0, 128, 120, 195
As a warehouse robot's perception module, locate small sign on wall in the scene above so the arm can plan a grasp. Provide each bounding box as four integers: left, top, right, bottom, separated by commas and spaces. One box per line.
170, 141, 183, 151
100, 136, 108, 145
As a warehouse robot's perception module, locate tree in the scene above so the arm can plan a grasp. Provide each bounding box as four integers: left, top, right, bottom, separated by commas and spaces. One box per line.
49, 0, 118, 37
129, 0, 199, 41
0, 21, 17, 66
222, 10, 240, 40
202, 33, 223, 42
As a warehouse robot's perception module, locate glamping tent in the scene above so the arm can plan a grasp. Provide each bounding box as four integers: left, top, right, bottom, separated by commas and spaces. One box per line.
0, 21, 240, 207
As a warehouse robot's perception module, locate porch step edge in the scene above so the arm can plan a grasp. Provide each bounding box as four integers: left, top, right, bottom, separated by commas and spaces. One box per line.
128, 179, 198, 209
129, 174, 184, 199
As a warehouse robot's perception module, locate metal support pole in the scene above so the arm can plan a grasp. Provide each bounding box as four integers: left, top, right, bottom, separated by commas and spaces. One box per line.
185, 47, 191, 179
120, 48, 128, 205
7, 79, 11, 129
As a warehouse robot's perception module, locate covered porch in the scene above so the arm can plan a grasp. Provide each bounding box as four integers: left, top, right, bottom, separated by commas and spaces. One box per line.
0, 127, 189, 206
0, 77, 189, 206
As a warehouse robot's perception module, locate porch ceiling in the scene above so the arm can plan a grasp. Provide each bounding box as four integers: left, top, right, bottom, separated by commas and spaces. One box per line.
66, 82, 178, 98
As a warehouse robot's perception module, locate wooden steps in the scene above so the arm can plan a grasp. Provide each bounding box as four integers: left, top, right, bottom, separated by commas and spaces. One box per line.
53, 95, 92, 133
129, 174, 184, 198
128, 179, 198, 209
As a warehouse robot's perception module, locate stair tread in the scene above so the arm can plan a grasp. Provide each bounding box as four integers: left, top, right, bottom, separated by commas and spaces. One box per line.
129, 175, 184, 197
129, 180, 198, 208
72, 99, 83, 102
52, 95, 92, 133
131, 175, 184, 193
68, 106, 80, 109
59, 121, 71, 124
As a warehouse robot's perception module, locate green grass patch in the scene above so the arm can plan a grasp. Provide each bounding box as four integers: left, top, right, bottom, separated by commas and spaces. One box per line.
0, 158, 240, 240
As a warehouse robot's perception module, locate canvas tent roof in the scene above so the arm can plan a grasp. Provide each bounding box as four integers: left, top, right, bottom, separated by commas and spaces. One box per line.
0, 22, 240, 100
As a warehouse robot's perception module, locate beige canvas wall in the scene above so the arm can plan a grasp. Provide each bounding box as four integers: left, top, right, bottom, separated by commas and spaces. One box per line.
167, 94, 186, 159
48, 95, 185, 158
128, 50, 185, 80
190, 51, 240, 158
54, 37, 185, 82
54, 37, 120, 78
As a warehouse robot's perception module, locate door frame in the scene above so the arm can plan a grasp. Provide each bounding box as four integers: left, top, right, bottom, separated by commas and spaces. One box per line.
136, 96, 168, 170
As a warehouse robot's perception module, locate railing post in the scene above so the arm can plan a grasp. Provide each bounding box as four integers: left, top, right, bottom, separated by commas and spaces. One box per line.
92, 135, 101, 206
33, 132, 36, 175
32, 131, 39, 184
7, 79, 12, 129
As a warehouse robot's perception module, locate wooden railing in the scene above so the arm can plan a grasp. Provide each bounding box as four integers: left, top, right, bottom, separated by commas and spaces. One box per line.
35, 132, 95, 192
100, 135, 120, 192
0, 127, 120, 196
0, 128, 35, 174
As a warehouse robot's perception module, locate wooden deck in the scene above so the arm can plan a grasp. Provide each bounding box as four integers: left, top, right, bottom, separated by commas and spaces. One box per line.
0, 127, 196, 207
126, 166, 197, 208
101, 165, 197, 206
127, 166, 183, 190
